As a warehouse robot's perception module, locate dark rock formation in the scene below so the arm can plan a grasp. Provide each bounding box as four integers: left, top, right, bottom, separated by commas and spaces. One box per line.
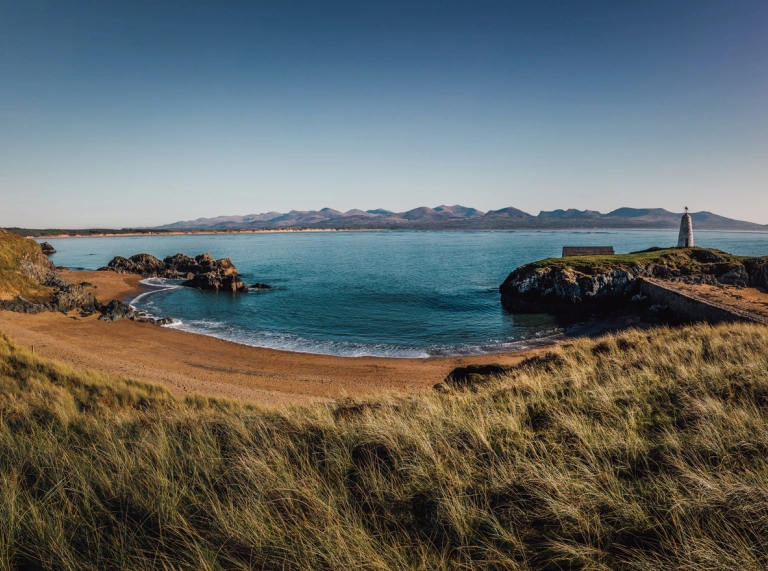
499, 249, 767, 314
50, 283, 100, 315
500, 266, 660, 314
1, 291, 172, 324
100, 252, 250, 292
744, 257, 768, 290
98, 300, 136, 322
181, 257, 248, 292
99, 300, 173, 324
40, 241, 56, 255
250, 282, 272, 290
0, 296, 50, 314
99, 254, 168, 277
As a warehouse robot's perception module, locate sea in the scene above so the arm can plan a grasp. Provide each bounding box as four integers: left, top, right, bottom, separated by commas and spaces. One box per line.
42, 230, 768, 357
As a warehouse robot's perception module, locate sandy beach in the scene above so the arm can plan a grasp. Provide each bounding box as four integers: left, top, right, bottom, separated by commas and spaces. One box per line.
0, 269, 546, 406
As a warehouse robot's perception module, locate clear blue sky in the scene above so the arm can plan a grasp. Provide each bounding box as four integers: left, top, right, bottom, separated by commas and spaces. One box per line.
1, 0, 767, 228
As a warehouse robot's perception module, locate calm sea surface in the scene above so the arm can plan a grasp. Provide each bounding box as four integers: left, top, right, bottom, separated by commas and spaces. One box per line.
42, 230, 768, 357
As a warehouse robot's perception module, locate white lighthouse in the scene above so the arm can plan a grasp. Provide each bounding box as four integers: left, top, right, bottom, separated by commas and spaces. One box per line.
677, 207, 694, 248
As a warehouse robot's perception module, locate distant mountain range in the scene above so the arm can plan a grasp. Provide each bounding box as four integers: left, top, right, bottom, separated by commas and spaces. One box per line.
155, 206, 768, 231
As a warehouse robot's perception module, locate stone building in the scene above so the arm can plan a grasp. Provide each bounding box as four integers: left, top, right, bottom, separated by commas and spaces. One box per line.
562, 246, 614, 257
677, 207, 694, 248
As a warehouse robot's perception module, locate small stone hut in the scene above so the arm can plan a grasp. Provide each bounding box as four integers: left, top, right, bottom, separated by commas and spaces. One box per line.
562, 246, 614, 257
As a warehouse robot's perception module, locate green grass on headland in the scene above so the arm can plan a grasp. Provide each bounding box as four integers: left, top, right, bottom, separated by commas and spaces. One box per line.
2, 323, 768, 570
527, 247, 747, 276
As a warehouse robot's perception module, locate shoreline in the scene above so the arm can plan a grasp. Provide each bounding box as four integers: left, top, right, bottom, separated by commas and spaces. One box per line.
124, 272, 599, 361
0, 268, 560, 406
0, 267, 662, 406
27, 228, 768, 239
31, 229, 381, 239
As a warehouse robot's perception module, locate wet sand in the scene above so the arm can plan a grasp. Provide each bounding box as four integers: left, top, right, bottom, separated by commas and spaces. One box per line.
0, 269, 547, 406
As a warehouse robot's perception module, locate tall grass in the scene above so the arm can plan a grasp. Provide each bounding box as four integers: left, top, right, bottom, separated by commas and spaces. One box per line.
1, 324, 768, 569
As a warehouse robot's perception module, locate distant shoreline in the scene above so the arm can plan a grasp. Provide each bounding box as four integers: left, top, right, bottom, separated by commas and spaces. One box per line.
27, 228, 379, 239
25, 227, 768, 239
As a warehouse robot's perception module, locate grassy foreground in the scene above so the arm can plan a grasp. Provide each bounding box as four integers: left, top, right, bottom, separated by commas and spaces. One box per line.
1, 325, 768, 570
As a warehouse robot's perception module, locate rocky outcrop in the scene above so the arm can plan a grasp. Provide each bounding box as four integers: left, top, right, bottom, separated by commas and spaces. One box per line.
98, 299, 136, 322
0, 284, 99, 316
0, 296, 50, 314
1, 286, 171, 324
744, 257, 768, 290
100, 252, 250, 292
181, 256, 248, 291
17, 253, 56, 284
99, 254, 168, 277
40, 241, 56, 255
99, 300, 173, 324
49, 283, 100, 314
250, 282, 272, 290
181, 273, 248, 292
500, 266, 647, 313
499, 249, 766, 314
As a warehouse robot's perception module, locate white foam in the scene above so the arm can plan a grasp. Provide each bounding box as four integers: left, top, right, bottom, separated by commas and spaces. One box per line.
152, 315, 568, 358
128, 280, 567, 358
129, 278, 182, 309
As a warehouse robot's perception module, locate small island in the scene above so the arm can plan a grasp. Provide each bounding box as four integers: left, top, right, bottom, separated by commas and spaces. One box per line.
100, 252, 251, 292
500, 247, 768, 325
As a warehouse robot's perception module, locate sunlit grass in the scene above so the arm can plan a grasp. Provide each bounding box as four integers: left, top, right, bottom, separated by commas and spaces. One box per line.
1, 323, 768, 569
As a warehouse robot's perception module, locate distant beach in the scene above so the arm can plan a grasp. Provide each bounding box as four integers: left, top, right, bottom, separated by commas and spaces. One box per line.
32, 228, 375, 239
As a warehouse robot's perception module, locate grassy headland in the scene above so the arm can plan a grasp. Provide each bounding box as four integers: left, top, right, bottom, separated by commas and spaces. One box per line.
0, 229, 53, 302
526, 247, 746, 275
1, 323, 768, 569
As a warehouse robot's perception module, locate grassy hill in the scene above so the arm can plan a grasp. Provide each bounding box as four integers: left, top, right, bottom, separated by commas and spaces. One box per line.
0, 229, 53, 301
524, 247, 747, 275
1, 323, 768, 569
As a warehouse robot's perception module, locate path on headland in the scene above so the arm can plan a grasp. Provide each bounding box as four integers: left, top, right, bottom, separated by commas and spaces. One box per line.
0, 270, 544, 406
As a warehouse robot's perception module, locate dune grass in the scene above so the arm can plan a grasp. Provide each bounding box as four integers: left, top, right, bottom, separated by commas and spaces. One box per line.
1, 323, 768, 569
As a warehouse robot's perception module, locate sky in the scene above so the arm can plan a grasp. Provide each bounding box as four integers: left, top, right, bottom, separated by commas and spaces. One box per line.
1, 0, 767, 228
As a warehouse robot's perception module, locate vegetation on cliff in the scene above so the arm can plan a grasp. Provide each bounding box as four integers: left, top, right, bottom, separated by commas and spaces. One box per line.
0, 229, 54, 301
1, 323, 768, 569
500, 247, 768, 312
0, 232, 168, 322
524, 247, 746, 274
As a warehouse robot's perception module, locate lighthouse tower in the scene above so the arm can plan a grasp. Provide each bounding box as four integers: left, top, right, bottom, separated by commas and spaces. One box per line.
677, 207, 694, 248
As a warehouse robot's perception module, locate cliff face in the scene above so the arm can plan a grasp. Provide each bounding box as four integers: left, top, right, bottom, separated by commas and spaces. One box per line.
499, 248, 768, 314
500, 266, 646, 313
0, 229, 56, 301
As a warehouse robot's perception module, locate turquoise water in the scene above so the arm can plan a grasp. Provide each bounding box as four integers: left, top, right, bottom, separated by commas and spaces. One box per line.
43, 230, 768, 357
